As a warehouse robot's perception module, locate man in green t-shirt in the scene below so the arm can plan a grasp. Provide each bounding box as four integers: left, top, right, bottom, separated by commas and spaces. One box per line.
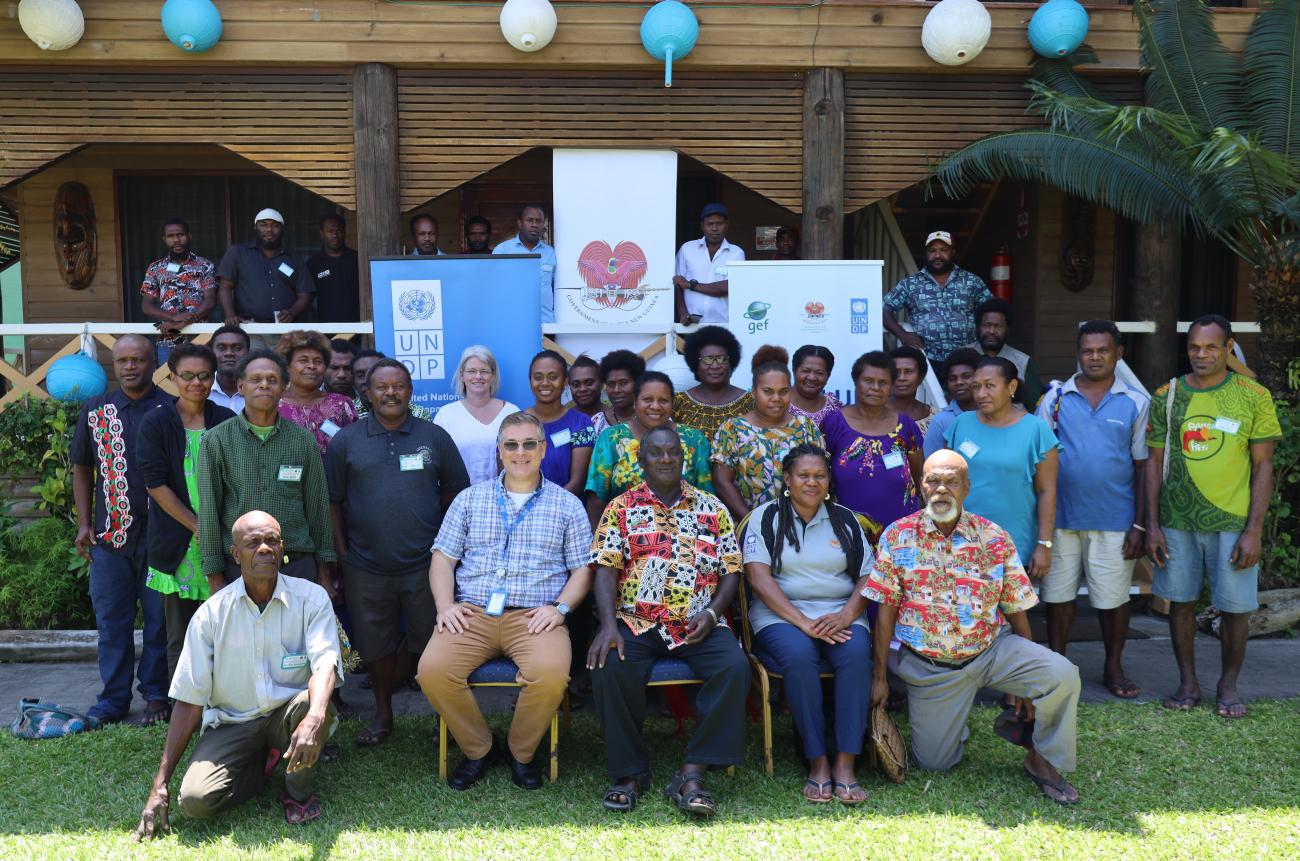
1145, 315, 1280, 720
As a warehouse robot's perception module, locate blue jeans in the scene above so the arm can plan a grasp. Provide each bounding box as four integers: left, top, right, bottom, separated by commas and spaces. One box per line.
88, 545, 168, 720
754, 622, 871, 760
1154, 528, 1260, 613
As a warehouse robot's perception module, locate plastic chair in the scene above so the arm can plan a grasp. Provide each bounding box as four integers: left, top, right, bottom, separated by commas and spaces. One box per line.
436, 657, 561, 784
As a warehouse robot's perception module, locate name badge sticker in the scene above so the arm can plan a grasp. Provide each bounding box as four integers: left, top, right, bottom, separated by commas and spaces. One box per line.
485, 589, 508, 617
277, 262, 295, 278
165, 262, 182, 274
882, 450, 905, 470
1213, 416, 1241, 435
320, 419, 341, 438
399, 453, 424, 471
542, 264, 555, 273
281, 653, 309, 670
278, 465, 304, 482
958, 440, 981, 460
550, 428, 572, 447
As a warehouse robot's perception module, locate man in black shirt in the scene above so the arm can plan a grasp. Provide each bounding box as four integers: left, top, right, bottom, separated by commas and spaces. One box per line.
465, 215, 492, 254
307, 213, 361, 323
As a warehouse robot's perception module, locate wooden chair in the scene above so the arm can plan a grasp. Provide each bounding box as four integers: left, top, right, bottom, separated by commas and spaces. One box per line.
435, 657, 561, 784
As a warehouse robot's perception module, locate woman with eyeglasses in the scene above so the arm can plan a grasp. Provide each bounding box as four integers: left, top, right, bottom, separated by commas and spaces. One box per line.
435, 344, 520, 485
136, 342, 236, 690
788, 345, 842, 426
275, 329, 359, 456
525, 349, 596, 496
585, 370, 713, 525
672, 326, 754, 442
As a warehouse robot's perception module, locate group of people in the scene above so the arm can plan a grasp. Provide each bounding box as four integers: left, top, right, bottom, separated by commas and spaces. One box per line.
80, 222, 1279, 836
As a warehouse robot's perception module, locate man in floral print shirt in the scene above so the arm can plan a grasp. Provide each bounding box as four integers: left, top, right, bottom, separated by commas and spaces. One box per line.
139, 218, 216, 364
865, 450, 1082, 805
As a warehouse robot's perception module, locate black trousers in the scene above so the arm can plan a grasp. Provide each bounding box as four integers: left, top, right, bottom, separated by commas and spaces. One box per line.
591, 621, 751, 781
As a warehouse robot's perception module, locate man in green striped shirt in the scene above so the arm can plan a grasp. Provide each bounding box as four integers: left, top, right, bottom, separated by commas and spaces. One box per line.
198, 351, 336, 597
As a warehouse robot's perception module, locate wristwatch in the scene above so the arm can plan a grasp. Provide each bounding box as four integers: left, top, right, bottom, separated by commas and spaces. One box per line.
688, 278, 698, 291
551, 601, 570, 616
1037, 539, 1053, 550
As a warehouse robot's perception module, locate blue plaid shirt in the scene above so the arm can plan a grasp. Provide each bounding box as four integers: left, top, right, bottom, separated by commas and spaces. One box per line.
433, 474, 592, 608
882, 266, 992, 361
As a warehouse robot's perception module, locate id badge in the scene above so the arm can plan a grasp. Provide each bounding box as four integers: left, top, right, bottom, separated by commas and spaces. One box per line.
165, 262, 182, 274
278, 465, 303, 482
399, 453, 424, 471
485, 589, 508, 617
958, 439, 980, 460
550, 428, 572, 447
281, 653, 309, 670
1213, 416, 1241, 435
320, 419, 341, 438
278, 262, 295, 278
882, 449, 905, 470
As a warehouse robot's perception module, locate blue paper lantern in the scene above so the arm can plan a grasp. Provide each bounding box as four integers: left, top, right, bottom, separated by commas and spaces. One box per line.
1028, 0, 1088, 59
161, 0, 223, 53
46, 352, 107, 401
640, 0, 699, 88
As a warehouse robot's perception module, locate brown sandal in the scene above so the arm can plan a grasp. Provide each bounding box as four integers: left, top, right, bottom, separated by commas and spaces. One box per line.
280, 792, 322, 824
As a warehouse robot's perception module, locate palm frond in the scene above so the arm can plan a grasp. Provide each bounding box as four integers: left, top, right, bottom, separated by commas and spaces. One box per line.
1136, 0, 1248, 133
1028, 81, 1202, 151
1030, 44, 1102, 99
1244, 0, 1300, 164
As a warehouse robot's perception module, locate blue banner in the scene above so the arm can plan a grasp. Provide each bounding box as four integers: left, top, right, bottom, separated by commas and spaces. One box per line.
369, 255, 541, 411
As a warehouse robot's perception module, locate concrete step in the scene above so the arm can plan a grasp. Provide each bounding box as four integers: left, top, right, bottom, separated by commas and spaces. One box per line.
0, 629, 142, 663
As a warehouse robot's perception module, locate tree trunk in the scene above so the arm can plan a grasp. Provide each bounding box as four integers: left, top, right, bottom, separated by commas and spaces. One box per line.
1252, 238, 1300, 400
1131, 221, 1181, 389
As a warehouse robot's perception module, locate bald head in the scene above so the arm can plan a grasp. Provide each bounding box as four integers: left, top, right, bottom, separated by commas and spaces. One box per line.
232, 510, 280, 542
230, 511, 284, 584
921, 450, 970, 525
111, 333, 156, 394
924, 449, 969, 478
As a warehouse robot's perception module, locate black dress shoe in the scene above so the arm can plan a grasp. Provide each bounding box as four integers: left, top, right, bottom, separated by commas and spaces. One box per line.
448, 737, 499, 791
506, 748, 543, 790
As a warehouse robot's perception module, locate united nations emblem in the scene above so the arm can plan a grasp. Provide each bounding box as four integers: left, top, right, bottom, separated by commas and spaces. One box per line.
398, 290, 438, 321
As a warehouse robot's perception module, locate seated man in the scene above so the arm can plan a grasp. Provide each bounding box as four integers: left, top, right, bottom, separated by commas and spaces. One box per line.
134, 511, 342, 839
587, 426, 751, 817
415, 412, 593, 791
866, 450, 1081, 805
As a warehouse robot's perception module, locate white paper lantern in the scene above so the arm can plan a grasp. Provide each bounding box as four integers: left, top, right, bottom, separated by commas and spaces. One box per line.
500, 0, 557, 52
17, 0, 85, 51
922, 0, 991, 67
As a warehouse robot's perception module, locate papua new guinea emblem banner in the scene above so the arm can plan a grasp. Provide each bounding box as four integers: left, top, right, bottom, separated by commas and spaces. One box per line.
370, 255, 541, 411
553, 149, 677, 329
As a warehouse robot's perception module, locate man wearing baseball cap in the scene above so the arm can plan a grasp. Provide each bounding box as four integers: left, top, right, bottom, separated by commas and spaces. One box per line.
673, 203, 746, 326
215, 208, 316, 344
883, 230, 992, 370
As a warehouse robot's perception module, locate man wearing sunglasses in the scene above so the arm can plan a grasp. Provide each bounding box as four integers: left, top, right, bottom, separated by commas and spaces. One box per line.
415, 412, 593, 791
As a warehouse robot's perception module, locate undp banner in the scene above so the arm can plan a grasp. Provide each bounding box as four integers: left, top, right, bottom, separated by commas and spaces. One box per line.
369, 255, 541, 411
727, 260, 884, 406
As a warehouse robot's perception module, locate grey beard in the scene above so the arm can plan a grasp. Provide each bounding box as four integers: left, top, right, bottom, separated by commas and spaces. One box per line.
926, 500, 960, 525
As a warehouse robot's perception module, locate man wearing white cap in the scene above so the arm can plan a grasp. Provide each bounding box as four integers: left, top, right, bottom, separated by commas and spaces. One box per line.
883, 230, 992, 370
216, 209, 315, 346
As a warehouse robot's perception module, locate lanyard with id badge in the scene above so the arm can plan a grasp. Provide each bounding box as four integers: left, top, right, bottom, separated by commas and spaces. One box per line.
487, 483, 542, 615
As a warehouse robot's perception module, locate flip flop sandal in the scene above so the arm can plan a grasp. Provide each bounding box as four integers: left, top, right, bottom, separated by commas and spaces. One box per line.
1104, 678, 1141, 699
139, 701, 172, 726
602, 774, 651, 812
355, 727, 392, 748
803, 778, 833, 804
833, 780, 867, 806
1162, 694, 1200, 711
664, 770, 716, 817
1023, 765, 1078, 806
1215, 700, 1248, 719
280, 792, 322, 824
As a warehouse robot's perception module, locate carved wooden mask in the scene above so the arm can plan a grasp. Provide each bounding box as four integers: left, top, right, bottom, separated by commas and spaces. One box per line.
54, 181, 97, 289
1059, 195, 1095, 293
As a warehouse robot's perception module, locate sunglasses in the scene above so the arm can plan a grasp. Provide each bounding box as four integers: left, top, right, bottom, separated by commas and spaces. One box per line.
501, 439, 543, 452
175, 371, 214, 382
699, 355, 730, 368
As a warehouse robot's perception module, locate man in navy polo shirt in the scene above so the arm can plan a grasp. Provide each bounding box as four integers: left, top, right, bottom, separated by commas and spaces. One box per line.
1036, 320, 1149, 699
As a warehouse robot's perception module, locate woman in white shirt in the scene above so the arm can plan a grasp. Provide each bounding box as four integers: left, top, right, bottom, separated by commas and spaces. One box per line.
434, 345, 519, 484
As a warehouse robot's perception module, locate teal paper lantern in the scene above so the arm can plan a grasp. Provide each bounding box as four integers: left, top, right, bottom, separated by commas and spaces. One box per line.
161, 0, 223, 53
46, 352, 107, 401
640, 0, 699, 88
1027, 0, 1088, 59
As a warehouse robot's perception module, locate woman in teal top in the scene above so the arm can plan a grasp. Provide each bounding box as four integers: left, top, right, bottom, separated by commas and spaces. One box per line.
944, 356, 1059, 577
137, 344, 236, 688
584, 371, 713, 526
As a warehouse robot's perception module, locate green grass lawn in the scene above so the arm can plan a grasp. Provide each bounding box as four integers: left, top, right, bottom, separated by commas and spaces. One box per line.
1, 700, 1297, 860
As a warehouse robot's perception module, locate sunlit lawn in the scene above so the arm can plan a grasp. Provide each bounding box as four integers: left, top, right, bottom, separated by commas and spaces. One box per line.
1, 700, 1297, 860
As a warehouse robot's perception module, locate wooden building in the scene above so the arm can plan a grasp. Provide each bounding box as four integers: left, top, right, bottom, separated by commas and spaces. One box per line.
0, 1, 1261, 382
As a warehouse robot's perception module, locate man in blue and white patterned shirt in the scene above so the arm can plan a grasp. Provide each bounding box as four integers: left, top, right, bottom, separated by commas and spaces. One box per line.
883, 230, 993, 368
415, 412, 592, 792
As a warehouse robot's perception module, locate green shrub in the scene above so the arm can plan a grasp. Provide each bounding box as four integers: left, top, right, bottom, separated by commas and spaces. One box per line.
0, 395, 81, 523
0, 516, 93, 629
1262, 398, 1300, 589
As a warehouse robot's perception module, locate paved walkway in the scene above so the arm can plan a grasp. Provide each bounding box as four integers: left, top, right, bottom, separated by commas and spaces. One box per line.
2, 611, 1297, 727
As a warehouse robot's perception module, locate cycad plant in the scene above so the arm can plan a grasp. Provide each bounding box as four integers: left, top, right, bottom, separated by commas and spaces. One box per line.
935, 0, 1299, 399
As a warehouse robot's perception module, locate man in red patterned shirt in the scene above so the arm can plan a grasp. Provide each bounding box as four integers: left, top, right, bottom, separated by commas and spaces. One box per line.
865, 450, 1082, 805
140, 217, 216, 365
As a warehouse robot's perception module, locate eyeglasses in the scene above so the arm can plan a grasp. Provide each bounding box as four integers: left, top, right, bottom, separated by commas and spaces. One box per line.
176, 371, 214, 382
463, 369, 493, 378
501, 439, 542, 452
699, 355, 730, 368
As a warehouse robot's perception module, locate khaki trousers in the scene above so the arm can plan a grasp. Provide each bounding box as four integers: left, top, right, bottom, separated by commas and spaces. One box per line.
177, 689, 335, 818
416, 605, 570, 763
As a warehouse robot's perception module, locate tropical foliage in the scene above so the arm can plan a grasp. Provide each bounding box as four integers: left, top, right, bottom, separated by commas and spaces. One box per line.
935, 0, 1300, 398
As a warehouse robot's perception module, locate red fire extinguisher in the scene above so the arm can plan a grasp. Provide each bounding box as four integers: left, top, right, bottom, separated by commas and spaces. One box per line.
990, 245, 1012, 301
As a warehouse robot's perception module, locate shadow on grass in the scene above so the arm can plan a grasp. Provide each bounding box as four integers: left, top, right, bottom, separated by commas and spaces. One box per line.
0, 699, 1297, 857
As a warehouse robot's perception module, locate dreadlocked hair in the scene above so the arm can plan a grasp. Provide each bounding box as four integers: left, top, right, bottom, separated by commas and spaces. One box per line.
769, 443, 855, 577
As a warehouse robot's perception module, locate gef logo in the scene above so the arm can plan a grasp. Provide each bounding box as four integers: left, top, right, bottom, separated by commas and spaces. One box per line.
743, 301, 771, 334
850, 298, 870, 334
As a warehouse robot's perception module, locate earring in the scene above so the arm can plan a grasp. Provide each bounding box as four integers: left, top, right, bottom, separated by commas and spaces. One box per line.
782, 488, 790, 497
824, 492, 831, 500
283, 555, 289, 565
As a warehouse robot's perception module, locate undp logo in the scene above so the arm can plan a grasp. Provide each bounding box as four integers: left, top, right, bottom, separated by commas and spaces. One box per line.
398, 289, 438, 321
850, 297, 870, 334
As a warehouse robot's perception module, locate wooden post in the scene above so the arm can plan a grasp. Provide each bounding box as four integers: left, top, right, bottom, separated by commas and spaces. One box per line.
1132, 220, 1182, 387
353, 63, 401, 324
801, 68, 844, 260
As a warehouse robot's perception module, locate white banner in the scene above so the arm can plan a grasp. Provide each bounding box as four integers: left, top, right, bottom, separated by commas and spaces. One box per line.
727, 260, 884, 406
553, 150, 677, 351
